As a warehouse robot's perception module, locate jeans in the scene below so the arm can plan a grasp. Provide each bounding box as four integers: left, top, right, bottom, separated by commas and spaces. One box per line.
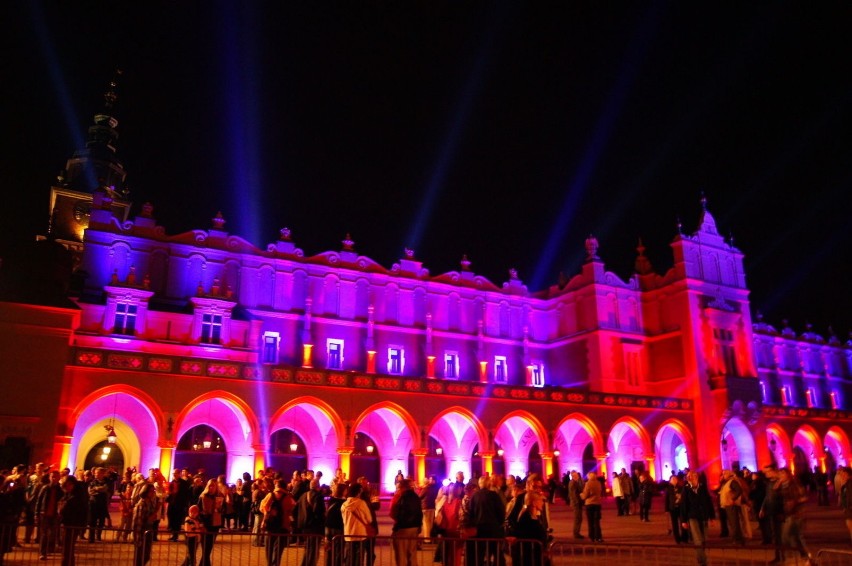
686, 519, 707, 566
585, 504, 602, 540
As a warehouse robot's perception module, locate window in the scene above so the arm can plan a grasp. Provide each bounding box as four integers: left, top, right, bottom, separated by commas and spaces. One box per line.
805, 387, 816, 408
327, 339, 344, 370
713, 328, 738, 376
494, 356, 507, 383
444, 352, 458, 379
780, 386, 792, 407
114, 302, 137, 335
760, 381, 768, 403
530, 362, 545, 387
262, 332, 280, 364
830, 391, 840, 410
388, 347, 404, 375
201, 313, 223, 344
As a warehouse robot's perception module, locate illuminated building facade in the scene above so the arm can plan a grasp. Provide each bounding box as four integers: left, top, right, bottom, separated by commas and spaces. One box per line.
1, 94, 851, 495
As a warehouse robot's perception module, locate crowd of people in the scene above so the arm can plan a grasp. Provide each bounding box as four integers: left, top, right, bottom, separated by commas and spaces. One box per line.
0, 460, 850, 566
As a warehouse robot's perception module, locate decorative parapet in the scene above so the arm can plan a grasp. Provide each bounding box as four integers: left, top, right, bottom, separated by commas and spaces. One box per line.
72, 346, 700, 411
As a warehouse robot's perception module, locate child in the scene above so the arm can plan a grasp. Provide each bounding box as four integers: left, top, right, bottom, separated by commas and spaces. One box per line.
181, 505, 204, 566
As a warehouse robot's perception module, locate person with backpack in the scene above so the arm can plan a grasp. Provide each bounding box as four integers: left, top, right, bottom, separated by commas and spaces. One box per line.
296, 479, 326, 566
261, 479, 296, 566
324, 483, 346, 566
390, 479, 422, 566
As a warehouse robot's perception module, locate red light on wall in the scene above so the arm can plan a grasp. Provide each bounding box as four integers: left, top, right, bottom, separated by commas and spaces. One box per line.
366, 350, 376, 374
302, 344, 313, 368
426, 356, 436, 378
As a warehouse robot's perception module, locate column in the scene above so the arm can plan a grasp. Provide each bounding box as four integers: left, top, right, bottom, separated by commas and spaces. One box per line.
595, 453, 609, 480
253, 444, 268, 475
53, 435, 73, 470
337, 447, 354, 482
480, 451, 495, 477
159, 443, 176, 476
644, 454, 656, 480
412, 448, 429, 484
540, 452, 554, 478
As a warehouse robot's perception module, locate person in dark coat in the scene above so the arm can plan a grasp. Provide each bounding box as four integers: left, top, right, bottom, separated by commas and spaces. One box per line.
59, 476, 89, 566
295, 479, 325, 566
467, 477, 505, 566
664, 475, 687, 544
509, 490, 548, 566
679, 470, 715, 566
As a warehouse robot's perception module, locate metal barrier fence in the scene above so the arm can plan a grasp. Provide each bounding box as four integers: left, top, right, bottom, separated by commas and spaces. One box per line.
816, 548, 852, 566
0, 525, 546, 566
3, 523, 843, 566
548, 541, 820, 565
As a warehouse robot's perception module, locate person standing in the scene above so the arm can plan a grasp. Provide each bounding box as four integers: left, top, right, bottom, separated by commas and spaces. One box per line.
36, 470, 63, 559
567, 471, 584, 539
390, 479, 422, 566
58, 476, 88, 566
132, 483, 158, 566
341, 483, 372, 566
418, 476, 439, 544
87, 467, 110, 543
719, 470, 745, 545
467, 476, 505, 566
580, 471, 603, 542
511, 490, 548, 566
837, 466, 852, 546
611, 472, 624, 516
168, 469, 191, 542
198, 479, 225, 566
679, 471, 715, 566
181, 505, 204, 566
261, 479, 296, 566
760, 465, 784, 564
296, 479, 326, 566
324, 483, 346, 566
637, 472, 655, 522
664, 475, 686, 544
776, 468, 812, 564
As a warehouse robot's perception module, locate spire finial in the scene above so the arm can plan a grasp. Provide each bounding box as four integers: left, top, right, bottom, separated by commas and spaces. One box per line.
700, 191, 707, 211
104, 69, 122, 111
676, 215, 683, 235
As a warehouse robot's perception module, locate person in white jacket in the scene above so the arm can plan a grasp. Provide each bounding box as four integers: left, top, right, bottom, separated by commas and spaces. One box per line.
341, 483, 373, 565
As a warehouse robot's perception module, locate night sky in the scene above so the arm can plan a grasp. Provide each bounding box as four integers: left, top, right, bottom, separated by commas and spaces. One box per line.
3, 2, 851, 335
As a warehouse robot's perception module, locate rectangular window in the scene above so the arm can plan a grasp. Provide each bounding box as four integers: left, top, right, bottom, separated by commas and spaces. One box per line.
327, 339, 344, 370
806, 387, 816, 408
494, 356, 507, 383
262, 332, 280, 364
780, 386, 791, 407
387, 347, 404, 375
530, 362, 545, 387
713, 328, 738, 376
114, 302, 137, 335
444, 352, 458, 379
201, 313, 222, 344
830, 391, 839, 410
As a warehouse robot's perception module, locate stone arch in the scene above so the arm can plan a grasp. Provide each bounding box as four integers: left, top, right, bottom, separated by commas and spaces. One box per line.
427, 407, 488, 482
68, 385, 162, 473
607, 417, 653, 478
173, 391, 259, 481
269, 397, 345, 480
353, 402, 419, 495
493, 411, 548, 479
825, 426, 850, 468
792, 425, 822, 475
554, 413, 604, 475
654, 419, 694, 478
721, 417, 756, 472
765, 423, 791, 468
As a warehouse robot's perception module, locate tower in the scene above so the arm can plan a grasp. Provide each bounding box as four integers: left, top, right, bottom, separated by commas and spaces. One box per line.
44, 71, 132, 258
